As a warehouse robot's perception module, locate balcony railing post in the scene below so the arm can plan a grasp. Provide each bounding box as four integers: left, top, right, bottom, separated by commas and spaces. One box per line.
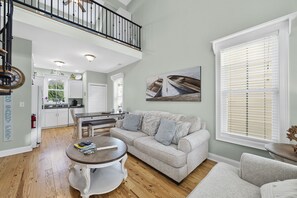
50, 0, 52, 17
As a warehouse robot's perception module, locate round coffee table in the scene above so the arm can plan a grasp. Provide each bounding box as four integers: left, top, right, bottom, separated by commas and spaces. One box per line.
66, 136, 128, 198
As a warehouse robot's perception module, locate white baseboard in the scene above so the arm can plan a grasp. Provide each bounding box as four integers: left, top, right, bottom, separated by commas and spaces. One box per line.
208, 153, 240, 167
0, 146, 32, 158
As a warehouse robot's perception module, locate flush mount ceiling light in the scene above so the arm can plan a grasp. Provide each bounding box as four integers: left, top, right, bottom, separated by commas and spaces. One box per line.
54, 61, 65, 67
84, 54, 96, 62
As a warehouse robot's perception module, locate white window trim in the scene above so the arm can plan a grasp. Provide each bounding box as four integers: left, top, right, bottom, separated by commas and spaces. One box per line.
212, 12, 297, 150
111, 73, 124, 111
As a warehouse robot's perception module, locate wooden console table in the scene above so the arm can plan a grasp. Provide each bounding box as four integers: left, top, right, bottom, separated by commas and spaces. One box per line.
265, 143, 297, 165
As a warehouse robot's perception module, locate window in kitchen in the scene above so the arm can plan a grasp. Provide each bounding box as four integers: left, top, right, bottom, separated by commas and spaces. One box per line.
45, 77, 68, 103
111, 73, 124, 112
212, 13, 295, 149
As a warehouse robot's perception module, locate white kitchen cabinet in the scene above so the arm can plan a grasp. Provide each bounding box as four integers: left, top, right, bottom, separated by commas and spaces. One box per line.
43, 108, 69, 128
68, 108, 84, 125
57, 109, 69, 126
69, 80, 83, 98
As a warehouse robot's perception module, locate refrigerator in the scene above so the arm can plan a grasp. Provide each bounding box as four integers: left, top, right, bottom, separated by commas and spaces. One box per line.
31, 85, 43, 148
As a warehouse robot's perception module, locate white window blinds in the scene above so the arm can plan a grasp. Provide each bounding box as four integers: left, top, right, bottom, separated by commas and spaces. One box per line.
220, 33, 280, 142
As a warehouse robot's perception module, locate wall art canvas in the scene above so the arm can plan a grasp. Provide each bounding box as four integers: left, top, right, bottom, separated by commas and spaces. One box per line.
146, 66, 201, 101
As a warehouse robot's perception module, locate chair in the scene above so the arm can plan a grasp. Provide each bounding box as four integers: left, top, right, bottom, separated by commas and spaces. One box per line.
70, 108, 90, 138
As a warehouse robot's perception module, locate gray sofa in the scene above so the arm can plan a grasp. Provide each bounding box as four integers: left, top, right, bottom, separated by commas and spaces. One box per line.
110, 111, 210, 182
188, 153, 297, 198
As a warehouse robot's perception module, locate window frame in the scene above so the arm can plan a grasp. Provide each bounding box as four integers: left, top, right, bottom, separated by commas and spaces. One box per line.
212, 14, 295, 150
111, 73, 124, 112
44, 76, 69, 104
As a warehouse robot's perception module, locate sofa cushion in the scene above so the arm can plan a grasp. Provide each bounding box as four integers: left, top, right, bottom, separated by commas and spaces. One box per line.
141, 113, 161, 136
172, 121, 191, 144
122, 114, 142, 131
180, 115, 201, 133
110, 128, 147, 146
134, 136, 187, 168
155, 119, 176, 146
260, 179, 297, 198
188, 163, 260, 198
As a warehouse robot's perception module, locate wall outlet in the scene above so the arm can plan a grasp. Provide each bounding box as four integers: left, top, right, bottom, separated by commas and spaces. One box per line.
19, 102, 25, 107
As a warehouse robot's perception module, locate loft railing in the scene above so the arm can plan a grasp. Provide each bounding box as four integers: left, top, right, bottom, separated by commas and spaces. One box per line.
14, 0, 142, 50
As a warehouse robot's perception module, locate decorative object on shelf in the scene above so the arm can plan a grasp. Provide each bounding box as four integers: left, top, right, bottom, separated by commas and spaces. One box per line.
146, 66, 201, 101
70, 73, 76, 80
286, 125, 297, 153
85, 54, 96, 62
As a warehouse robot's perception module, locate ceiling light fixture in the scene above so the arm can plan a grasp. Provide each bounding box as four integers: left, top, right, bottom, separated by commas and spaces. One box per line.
54, 61, 65, 67
84, 54, 96, 62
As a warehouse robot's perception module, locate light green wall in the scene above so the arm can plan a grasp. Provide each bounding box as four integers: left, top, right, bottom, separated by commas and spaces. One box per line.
0, 37, 32, 151
83, 71, 107, 111
108, 0, 297, 161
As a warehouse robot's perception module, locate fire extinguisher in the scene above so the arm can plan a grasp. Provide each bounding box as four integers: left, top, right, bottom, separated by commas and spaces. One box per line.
31, 114, 36, 129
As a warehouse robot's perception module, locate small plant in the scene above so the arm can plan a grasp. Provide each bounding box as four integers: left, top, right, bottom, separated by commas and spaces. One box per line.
286, 125, 297, 153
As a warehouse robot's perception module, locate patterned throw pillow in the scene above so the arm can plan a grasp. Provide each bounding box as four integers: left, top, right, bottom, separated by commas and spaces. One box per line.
141, 113, 161, 136
172, 121, 191, 144
180, 116, 201, 133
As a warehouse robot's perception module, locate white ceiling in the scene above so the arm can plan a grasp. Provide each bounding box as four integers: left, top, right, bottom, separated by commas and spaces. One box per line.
13, 21, 139, 73
118, 0, 132, 6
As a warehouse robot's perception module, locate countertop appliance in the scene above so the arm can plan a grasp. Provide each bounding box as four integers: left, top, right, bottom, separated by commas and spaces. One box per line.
71, 99, 78, 106
31, 85, 43, 148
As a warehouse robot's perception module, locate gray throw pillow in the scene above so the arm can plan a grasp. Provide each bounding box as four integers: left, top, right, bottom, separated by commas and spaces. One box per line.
172, 121, 191, 144
122, 114, 142, 131
154, 119, 176, 146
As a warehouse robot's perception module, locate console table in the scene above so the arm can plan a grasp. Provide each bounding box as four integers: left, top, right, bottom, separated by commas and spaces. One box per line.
265, 143, 297, 165
66, 136, 128, 198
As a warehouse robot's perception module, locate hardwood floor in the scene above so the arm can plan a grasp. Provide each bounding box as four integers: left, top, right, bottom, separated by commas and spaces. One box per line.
0, 127, 216, 198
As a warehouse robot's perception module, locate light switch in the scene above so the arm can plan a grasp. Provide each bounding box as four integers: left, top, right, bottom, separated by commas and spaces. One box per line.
19, 102, 25, 107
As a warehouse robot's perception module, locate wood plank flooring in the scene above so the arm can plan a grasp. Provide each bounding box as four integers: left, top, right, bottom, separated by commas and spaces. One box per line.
0, 127, 216, 198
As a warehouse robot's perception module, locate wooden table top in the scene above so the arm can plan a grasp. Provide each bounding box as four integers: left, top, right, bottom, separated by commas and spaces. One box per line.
265, 143, 297, 162
75, 112, 125, 118
66, 136, 127, 164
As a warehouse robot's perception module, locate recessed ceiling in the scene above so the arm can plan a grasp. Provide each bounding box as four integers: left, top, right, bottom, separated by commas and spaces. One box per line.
12, 21, 139, 73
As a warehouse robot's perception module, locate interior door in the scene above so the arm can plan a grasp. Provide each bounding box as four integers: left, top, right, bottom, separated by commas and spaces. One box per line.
88, 84, 107, 113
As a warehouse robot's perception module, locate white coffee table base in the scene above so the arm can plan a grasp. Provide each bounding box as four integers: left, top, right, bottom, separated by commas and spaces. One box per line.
68, 154, 128, 198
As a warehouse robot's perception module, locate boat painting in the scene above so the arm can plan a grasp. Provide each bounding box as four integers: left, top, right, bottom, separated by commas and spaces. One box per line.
146, 66, 201, 101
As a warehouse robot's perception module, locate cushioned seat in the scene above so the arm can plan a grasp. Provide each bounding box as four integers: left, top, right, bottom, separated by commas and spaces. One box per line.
134, 136, 187, 168
110, 128, 147, 145
188, 163, 260, 198
85, 118, 116, 126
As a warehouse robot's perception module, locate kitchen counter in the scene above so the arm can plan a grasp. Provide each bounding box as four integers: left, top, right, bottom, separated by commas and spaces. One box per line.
44, 104, 84, 109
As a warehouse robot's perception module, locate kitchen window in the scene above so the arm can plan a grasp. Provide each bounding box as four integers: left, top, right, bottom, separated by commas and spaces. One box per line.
45, 76, 68, 104
212, 13, 294, 149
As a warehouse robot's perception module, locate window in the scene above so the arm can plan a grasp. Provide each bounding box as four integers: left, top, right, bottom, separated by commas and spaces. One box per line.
111, 73, 124, 112
45, 77, 68, 104
213, 14, 294, 149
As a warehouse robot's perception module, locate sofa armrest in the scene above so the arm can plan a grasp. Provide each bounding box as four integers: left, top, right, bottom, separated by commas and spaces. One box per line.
115, 120, 123, 128
239, 153, 297, 187
178, 129, 210, 153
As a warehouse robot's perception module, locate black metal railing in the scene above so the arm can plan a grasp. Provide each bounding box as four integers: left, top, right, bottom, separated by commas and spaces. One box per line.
14, 0, 142, 49
0, 0, 14, 95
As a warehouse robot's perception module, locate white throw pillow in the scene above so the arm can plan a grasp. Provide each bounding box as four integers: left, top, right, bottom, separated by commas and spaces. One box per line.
171, 121, 191, 144
180, 116, 201, 133
141, 113, 161, 136
260, 179, 297, 198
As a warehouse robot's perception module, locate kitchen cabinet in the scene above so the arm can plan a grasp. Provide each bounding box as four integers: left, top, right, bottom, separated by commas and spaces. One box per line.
69, 80, 83, 98
43, 108, 69, 128
68, 108, 84, 125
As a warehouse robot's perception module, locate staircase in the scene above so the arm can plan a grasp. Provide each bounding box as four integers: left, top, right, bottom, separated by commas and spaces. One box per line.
0, 0, 25, 95
14, 0, 142, 50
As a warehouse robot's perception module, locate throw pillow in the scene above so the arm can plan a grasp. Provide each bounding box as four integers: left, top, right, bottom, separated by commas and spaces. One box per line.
260, 179, 297, 198
180, 116, 201, 133
141, 113, 161, 136
154, 119, 176, 146
172, 121, 191, 144
122, 114, 142, 132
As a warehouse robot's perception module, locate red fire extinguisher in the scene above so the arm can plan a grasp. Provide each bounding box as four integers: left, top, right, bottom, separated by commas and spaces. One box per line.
31, 114, 36, 129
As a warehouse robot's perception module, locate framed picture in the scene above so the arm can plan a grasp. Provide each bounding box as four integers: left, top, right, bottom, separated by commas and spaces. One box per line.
146, 66, 201, 101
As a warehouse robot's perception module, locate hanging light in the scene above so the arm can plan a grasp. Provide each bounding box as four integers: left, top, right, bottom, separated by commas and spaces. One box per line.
54, 61, 65, 67
84, 54, 96, 62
